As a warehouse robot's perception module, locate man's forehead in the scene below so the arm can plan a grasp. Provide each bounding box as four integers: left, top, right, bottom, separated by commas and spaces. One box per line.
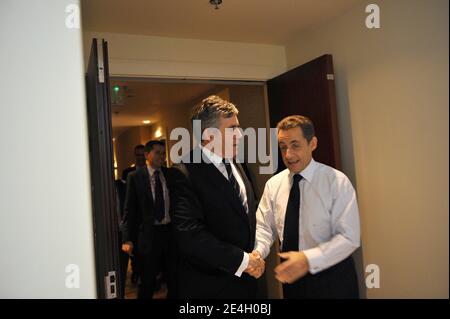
278, 137, 298, 145
220, 115, 239, 126
278, 127, 304, 140
145, 144, 165, 152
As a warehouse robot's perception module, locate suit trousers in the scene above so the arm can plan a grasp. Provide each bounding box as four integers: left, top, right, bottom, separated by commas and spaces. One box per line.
282, 255, 359, 299
137, 224, 177, 299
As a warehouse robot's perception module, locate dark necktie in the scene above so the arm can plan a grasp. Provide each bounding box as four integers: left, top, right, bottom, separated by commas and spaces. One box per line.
153, 170, 165, 222
223, 160, 243, 205
282, 174, 303, 252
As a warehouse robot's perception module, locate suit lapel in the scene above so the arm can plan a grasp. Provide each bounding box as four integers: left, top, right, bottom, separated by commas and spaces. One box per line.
234, 162, 256, 234
136, 167, 154, 207
200, 161, 249, 223
235, 162, 255, 213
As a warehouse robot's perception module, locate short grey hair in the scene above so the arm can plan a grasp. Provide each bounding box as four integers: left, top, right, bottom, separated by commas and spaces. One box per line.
190, 95, 239, 134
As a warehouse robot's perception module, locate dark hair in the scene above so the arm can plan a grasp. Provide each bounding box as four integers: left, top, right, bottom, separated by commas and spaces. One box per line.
190, 95, 239, 134
276, 115, 315, 143
134, 144, 144, 154
144, 140, 165, 153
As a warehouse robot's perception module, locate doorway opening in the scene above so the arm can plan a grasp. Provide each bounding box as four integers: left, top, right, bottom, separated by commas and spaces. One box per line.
86, 39, 350, 299
110, 77, 273, 298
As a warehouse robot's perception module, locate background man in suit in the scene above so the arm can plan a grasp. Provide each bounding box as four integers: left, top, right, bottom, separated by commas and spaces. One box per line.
122, 140, 176, 299
254, 115, 360, 299
169, 95, 264, 299
117, 144, 145, 288
121, 144, 146, 182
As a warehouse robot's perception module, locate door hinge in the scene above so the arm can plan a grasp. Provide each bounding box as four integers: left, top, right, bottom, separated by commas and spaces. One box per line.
104, 271, 117, 298
97, 39, 105, 83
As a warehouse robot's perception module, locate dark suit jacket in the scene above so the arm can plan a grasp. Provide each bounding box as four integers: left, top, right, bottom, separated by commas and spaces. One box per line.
168, 151, 257, 298
121, 165, 136, 182
115, 179, 126, 222
122, 166, 169, 255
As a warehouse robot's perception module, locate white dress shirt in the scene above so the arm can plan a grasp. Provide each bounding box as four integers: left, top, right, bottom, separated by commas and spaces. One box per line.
255, 158, 360, 274
200, 146, 250, 277
147, 165, 171, 225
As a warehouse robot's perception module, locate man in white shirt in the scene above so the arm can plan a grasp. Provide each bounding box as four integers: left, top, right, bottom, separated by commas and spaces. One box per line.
254, 115, 360, 299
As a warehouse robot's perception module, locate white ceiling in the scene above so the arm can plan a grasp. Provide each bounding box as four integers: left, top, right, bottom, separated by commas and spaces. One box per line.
87, 0, 363, 137
81, 0, 362, 45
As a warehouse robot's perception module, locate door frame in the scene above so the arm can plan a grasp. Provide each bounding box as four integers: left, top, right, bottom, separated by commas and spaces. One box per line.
107, 75, 276, 297
86, 38, 121, 299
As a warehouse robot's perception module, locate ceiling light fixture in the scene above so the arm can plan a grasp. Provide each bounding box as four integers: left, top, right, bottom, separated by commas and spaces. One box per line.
209, 0, 222, 10
142, 120, 151, 124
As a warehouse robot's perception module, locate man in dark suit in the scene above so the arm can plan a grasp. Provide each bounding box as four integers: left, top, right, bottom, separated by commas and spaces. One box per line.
122, 140, 176, 299
119, 144, 145, 286
121, 144, 146, 182
169, 95, 264, 299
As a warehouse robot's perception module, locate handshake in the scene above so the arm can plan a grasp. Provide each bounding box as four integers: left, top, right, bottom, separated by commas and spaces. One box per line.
244, 250, 265, 279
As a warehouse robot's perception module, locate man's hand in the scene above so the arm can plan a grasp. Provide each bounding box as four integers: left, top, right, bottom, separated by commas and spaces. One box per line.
122, 241, 134, 256
245, 250, 265, 279
275, 251, 309, 284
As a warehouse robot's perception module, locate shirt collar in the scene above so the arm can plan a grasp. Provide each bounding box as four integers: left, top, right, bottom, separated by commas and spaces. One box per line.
200, 145, 224, 165
288, 158, 317, 183
147, 165, 161, 176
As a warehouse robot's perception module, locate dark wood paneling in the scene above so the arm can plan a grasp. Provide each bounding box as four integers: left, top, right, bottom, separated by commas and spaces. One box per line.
267, 54, 341, 172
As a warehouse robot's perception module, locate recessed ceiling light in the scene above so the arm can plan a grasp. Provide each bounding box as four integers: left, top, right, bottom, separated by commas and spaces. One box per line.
142, 120, 151, 124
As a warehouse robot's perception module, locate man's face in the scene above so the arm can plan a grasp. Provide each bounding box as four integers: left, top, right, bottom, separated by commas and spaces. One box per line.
278, 127, 317, 174
216, 115, 242, 159
145, 144, 166, 169
135, 147, 146, 167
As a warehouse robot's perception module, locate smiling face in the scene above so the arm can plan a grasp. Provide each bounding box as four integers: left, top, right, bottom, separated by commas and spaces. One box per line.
278, 127, 317, 174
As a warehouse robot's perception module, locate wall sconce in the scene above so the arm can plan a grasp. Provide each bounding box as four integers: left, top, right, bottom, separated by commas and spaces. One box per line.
154, 128, 162, 138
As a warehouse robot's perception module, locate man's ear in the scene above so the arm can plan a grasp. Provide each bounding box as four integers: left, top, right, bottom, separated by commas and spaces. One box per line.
201, 128, 213, 142
310, 136, 318, 151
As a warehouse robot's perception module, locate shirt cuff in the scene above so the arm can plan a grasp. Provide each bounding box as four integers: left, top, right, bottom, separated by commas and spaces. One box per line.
303, 247, 324, 274
255, 243, 269, 259
234, 252, 249, 277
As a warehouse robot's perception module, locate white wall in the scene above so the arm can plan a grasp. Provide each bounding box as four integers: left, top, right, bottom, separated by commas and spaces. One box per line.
82, 31, 286, 80
0, 0, 97, 298
285, 0, 449, 298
